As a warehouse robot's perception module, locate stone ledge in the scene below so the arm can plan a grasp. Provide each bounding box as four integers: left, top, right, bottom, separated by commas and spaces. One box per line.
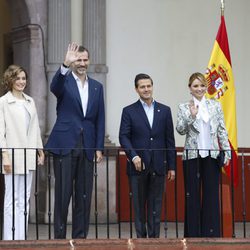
1, 238, 250, 249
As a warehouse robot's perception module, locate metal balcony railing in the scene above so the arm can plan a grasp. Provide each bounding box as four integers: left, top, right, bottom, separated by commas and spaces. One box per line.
0, 147, 249, 240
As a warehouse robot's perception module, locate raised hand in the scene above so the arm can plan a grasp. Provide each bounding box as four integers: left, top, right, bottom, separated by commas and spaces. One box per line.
63, 42, 80, 67
189, 100, 199, 119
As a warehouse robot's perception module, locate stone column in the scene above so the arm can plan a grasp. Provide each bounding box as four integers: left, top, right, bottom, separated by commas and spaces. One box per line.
71, 0, 83, 44
46, 0, 71, 135
82, 0, 111, 145
83, 0, 108, 92
82, 0, 117, 223
11, 24, 47, 138
44, 0, 71, 223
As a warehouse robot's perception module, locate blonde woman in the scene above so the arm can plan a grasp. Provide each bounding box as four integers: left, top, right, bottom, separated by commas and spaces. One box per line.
176, 72, 230, 237
0, 65, 44, 240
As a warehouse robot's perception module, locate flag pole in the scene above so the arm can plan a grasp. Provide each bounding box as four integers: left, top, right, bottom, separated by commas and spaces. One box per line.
219, 0, 236, 237
221, 0, 225, 16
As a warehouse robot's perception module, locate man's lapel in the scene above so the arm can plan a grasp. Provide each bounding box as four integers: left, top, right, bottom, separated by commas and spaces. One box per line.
152, 102, 161, 131
135, 100, 151, 130
86, 77, 96, 116
69, 73, 84, 114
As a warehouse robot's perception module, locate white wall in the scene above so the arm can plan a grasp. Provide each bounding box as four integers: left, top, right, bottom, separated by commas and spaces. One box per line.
106, 0, 250, 147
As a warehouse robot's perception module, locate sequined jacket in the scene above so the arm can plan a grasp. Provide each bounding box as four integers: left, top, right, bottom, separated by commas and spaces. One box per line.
176, 98, 231, 162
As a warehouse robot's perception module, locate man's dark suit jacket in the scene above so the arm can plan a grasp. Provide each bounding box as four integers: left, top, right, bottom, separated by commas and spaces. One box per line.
46, 68, 105, 160
119, 100, 176, 176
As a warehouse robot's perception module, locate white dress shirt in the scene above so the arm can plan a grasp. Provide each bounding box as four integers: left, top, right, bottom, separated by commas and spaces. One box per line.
60, 65, 89, 116
193, 96, 211, 158
72, 72, 89, 116
140, 99, 155, 128
14, 98, 30, 135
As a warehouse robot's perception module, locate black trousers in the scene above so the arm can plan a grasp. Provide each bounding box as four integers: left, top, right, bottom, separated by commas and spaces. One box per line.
183, 156, 220, 237
129, 172, 165, 238
53, 149, 94, 239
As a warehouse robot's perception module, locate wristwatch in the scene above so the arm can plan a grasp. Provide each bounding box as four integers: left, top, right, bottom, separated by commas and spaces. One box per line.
62, 63, 70, 68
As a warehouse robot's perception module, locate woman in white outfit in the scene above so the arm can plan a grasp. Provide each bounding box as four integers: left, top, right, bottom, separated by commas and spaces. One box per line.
0, 65, 44, 240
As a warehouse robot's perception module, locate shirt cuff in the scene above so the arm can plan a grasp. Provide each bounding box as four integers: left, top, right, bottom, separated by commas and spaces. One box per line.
60, 65, 70, 75
132, 155, 139, 162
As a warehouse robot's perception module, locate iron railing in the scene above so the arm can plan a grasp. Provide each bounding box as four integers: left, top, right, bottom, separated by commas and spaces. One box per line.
0, 147, 249, 240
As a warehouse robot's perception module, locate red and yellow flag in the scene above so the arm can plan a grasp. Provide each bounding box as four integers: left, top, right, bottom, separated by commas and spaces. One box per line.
205, 15, 238, 186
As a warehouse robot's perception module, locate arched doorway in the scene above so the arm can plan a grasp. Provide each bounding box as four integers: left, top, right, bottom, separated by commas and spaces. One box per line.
2, 0, 47, 136
0, 0, 48, 238
0, 0, 12, 95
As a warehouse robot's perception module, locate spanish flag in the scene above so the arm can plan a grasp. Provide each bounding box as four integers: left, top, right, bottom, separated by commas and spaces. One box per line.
205, 15, 238, 186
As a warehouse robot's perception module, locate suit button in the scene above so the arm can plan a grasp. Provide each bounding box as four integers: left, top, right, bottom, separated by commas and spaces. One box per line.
150, 137, 153, 141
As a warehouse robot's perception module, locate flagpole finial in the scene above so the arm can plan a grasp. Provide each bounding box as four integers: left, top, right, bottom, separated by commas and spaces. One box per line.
221, 0, 225, 16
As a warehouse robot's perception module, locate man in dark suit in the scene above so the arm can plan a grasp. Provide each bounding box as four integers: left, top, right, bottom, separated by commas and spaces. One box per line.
46, 43, 105, 239
119, 73, 176, 238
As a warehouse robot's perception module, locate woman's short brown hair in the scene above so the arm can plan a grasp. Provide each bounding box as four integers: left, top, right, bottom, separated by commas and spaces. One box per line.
188, 72, 207, 87
2, 64, 28, 91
